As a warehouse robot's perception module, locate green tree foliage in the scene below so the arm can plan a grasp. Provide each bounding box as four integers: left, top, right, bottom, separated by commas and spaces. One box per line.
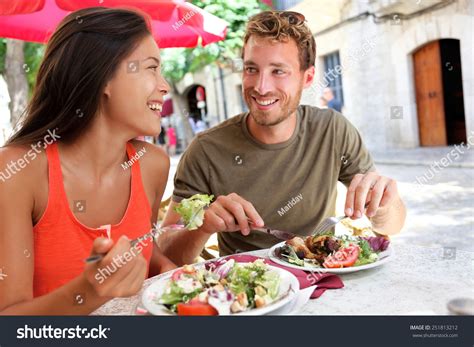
0, 1, 268, 90
161, 0, 268, 83
0, 38, 45, 96
0, 39, 5, 73
23, 42, 45, 96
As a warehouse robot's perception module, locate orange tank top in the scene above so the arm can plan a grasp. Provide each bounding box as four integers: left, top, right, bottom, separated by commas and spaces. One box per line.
33, 142, 153, 297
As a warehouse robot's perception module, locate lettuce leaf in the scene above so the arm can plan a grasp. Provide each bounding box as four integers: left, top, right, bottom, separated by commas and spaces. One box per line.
276, 244, 305, 266
158, 281, 200, 306
174, 194, 214, 230
226, 260, 280, 306
354, 252, 378, 266
255, 271, 280, 299
354, 238, 378, 266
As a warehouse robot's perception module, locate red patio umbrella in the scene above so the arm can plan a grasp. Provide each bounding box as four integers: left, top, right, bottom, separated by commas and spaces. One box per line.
0, 0, 227, 48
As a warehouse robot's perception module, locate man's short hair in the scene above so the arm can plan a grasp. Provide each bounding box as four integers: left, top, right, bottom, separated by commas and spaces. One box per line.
242, 11, 316, 71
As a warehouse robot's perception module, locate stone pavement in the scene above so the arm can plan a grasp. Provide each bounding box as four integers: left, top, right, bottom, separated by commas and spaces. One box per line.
350, 163, 474, 253
371, 145, 474, 168
372, 146, 473, 253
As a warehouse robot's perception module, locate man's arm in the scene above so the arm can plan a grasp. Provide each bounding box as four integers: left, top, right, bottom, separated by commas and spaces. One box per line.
158, 194, 264, 266
333, 113, 406, 235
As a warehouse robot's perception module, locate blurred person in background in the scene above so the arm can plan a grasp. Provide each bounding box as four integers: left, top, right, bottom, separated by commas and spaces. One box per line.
323, 87, 342, 112
166, 125, 177, 156
157, 125, 167, 151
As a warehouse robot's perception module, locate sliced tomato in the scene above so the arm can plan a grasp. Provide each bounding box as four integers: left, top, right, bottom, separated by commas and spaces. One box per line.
171, 269, 185, 282
172, 265, 196, 281
177, 302, 218, 316
323, 245, 360, 268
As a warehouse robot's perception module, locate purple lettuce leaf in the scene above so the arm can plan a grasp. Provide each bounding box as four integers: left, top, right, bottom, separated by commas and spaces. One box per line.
363, 236, 390, 252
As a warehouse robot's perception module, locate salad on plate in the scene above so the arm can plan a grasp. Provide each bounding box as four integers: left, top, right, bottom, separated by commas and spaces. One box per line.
275, 232, 390, 269
156, 259, 283, 315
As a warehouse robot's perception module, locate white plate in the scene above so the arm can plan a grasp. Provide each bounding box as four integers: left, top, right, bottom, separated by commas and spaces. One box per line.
269, 241, 393, 274
142, 263, 300, 316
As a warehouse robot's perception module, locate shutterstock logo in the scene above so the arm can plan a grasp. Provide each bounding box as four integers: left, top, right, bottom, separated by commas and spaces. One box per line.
16, 324, 110, 339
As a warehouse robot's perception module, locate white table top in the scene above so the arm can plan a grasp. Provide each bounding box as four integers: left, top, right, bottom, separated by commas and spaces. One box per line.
91, 243, 474, 315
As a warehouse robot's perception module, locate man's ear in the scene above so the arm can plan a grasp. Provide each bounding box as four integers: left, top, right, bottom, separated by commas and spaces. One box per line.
303, 66, 315, 88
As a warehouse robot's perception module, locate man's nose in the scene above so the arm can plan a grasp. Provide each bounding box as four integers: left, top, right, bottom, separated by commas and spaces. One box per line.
254, 72, 272, 96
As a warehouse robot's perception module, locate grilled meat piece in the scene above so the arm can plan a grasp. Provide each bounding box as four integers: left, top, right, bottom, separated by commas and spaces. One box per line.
286, 237, 317, 259
305, 235, 341, 256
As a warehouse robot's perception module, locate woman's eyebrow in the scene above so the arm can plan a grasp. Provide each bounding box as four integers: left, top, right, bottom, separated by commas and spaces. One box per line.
143, 56, 161, 65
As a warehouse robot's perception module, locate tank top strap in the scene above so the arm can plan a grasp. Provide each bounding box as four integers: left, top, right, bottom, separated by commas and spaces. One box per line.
44, 142, 66, 210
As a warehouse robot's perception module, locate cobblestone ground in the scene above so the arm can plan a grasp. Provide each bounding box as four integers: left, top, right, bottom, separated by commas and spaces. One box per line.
375, 163, 474, 253
336, 163, 474, 254
166, 155, 474, 254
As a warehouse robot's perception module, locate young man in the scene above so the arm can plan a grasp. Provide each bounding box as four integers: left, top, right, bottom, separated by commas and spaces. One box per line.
159, 11, 406, 265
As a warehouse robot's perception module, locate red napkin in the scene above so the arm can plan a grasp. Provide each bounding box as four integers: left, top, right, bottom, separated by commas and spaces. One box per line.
226, 254, 344, 299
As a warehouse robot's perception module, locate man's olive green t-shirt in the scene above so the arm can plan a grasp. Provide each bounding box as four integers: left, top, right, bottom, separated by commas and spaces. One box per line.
172, 105, 375, 256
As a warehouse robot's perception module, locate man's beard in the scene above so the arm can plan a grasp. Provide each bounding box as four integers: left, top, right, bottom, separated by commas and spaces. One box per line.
244, 87, 303, 127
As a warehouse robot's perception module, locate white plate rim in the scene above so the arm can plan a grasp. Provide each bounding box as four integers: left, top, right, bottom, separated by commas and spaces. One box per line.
268, 241, 393, 274
142, 263, 300, 316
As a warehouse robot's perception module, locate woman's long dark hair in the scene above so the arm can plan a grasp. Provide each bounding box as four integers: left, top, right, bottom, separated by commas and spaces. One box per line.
6, 7, 152, 146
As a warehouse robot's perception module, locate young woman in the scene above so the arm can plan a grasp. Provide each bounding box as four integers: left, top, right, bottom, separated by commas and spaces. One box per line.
0, 7, 176, 315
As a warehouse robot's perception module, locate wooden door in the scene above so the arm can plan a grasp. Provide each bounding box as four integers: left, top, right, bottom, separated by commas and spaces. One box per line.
413, 41, 447, 146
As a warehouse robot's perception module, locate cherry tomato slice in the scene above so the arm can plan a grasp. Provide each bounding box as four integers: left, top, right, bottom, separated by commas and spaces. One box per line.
177, 302, 218, 316
323, 245, 360, 268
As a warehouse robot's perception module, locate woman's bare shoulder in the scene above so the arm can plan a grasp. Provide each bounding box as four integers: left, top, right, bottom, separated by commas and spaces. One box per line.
0, 144, 48, 191
130, 140, 170, 174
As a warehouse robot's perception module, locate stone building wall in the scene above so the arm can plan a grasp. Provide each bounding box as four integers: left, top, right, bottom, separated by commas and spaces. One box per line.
298, 0, 473, 150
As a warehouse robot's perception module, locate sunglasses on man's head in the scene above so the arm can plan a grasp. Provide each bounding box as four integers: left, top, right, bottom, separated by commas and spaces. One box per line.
278, 11, 306, 25
261, 11, 306, 30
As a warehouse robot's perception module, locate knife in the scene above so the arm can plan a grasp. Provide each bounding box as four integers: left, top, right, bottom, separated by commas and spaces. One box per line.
251, 226, 297, 241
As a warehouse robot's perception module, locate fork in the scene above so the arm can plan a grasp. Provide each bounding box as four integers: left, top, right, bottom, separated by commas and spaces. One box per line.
84, 206, 206, 263
312, 202, 370, 236
83, 224, 189, 263
84, 228, 162, 263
